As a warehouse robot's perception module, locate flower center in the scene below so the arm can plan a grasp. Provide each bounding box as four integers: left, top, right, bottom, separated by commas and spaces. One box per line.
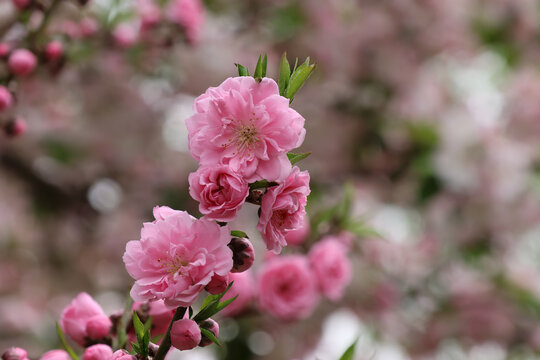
234, 124, 259, 152
158, 257, 189, 275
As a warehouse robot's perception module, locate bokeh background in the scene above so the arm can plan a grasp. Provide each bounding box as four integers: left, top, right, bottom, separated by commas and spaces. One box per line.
2, 0, 540, 359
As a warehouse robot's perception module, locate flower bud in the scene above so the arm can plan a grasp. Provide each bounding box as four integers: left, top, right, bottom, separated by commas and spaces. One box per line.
86, 315, 112, 339
45, 41, 63, 62
2, 348, 29, 360
198, 318, 219, 347
228, 237, 255, 273
4, 117, 27, 137
82, 345, 113, 360
0, 43, 10, 58
39, 350, 70, 360
8, 49, 37, 76
170, 319, 201, 351
111, 350, 135, 360
205, 273, 229, 295
11, 0, 31, 10
0, 86, 13, 111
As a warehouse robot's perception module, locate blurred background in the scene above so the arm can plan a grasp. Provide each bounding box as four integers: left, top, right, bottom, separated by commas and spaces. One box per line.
2, 0, 540, 359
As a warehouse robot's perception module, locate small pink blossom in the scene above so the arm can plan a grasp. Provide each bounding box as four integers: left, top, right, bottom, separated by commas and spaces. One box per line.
188, 165, 248, 222
4, 117, 27, 137
221, 271, 255, 317
168, 0, 205, 44
186, 77, 305, 182
257, 167, 310, 253
308, 236, 352, 301
111, 350, 134, 360
0, 43, 10, 57
284, 214, 310, 246
170, 319, 201, 351
8, 49, 37, 77
2, 348, 29, 360
112, 24, 139, 48
82, 345, 113, 360
123, 206, 233, 308
40, 351, 71, 360
60, 292, 112, 347
258, 256, 319, 320
45, 41, 63, 62
0, 86, 13, 111
138, 0, 162, 29
80, 18, 98, 37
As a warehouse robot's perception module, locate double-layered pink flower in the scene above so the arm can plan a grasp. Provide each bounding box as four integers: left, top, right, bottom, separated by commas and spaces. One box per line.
257, 167, 310, 253
123, 206, 233, 308
258, 255, 319, 320
189, 165, 248, 222
186, 77, 305, 183
308, 236, 352, 301
60, 293, 112, 347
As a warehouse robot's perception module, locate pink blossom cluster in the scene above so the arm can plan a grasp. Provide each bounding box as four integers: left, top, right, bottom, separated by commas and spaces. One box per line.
187, 76, 310, 253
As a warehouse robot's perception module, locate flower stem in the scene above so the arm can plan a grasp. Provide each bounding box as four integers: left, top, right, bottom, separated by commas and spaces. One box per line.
153, 307, 186, 360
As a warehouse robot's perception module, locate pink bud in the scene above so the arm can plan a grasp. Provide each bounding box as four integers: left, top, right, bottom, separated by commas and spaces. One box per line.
170, 319, 201, 351
80, 18, 98, 37
39, 350, 70, 360
11, 0, 31, 10
228, 238, 255, 273
205, 273, 229, 295
8, 49, 37, 76
2, 347, 29, 360
86, 315, 112, 339
4, 117, 27, 137
198, 318, 219, 347
111, 350, 135, 360
112, 24, 138, 48
0, 86, 13, 111
139, 1, 161, 29
82, 345, 113, 360
0, 43, 10, 58
45, 41, 63, 62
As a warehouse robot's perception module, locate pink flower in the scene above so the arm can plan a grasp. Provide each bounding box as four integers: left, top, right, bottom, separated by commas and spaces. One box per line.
80, 18, 98, 37
284, 214, 310, 246
60, 292, 112, 347
138, 0, 162, 29
258, 255, 319, 320
257, 167, 310, 253
186, 77, 306, 182
82, 345, 113, 360
0, 86, 13, 111
11, 0, 31, 10
188, 165, 248, 222
111, 350, 134, 360
8, 49, 37, 76
2, 348, 29, 360
221, 271, 255, 317
170, 319, 201, 351
308, 237, 352, 301
4, 117, 27, 137
123, 206, 233, 308
45, 41, 63, 62
205, 273, 229, 295
40, 351, 71, 360
0, 43, 10, 58
132, 300, 174, 340
168, 0, 205, 44
112, 24, 139, 48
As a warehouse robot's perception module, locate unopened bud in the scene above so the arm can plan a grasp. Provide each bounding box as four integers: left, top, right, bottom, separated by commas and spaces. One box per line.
4, 117, 27, 137
2, 347, 29, 360
8, 49, 37, 77
205, 273, 229, 295
45, 41, 63, 62
198, 318, 219, 347
228, 237, 255, 273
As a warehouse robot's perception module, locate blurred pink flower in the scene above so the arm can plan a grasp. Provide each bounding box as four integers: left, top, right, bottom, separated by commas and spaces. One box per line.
82, 344, 113, 360
188, 165, 248, 222
257, 167, 310, 253
221, 271, 255, 317
8, 49, 37, 77
45, 41, 63, 62
40, 350, 71, 360
112, 24, 139, 48
186, 77, 305, 182
60, 293, 112, 347
308, 236, 352, 301
168, 0, 205, 44
0, 86, 13, 111
123, 206, 233, 308
1, 347, 29, 360
138, 0, 162, 29
11, 0, 30, 10
170, 319, 201, 351
258, 255, 319, 320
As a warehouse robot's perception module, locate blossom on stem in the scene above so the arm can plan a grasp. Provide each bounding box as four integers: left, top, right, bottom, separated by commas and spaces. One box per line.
170, 319, 201, 351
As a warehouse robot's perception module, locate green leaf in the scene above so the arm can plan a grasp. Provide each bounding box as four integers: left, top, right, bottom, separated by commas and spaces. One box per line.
287, 152, 311, 165
193, 282, 234, 323
214, 295, 238, 314
236, 63, 250, 77
133, 312, 145, 340
286, 58, 316, 102
56, 323, 79, 360
253, 54, 268, 79
339, 339, 358, 360
116, 294, 134, 349
278, 53, 291, 97
231, 230, 248, 239
343, 220, 380, 238
188, 306, 193, 319
200, 328, 221, 346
